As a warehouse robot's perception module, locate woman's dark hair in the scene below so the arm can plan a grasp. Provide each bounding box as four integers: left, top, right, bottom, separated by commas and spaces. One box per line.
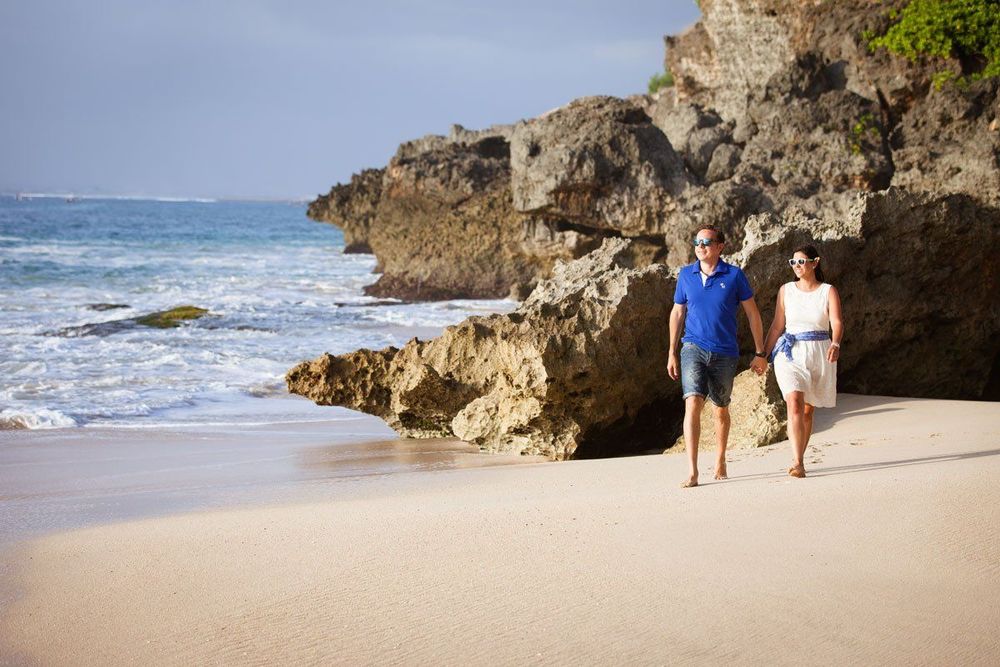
793, 244, 825, 283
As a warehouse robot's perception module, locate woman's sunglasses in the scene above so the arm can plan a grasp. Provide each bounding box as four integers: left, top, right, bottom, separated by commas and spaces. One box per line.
788, 257, 819, 267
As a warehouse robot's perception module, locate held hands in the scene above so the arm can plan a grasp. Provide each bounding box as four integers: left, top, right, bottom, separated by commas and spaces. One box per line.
667, 352, 680, 381
750, 356, 768, 376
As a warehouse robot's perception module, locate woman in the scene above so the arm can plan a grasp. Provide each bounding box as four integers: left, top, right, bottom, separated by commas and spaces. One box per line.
763, 245, 844, 478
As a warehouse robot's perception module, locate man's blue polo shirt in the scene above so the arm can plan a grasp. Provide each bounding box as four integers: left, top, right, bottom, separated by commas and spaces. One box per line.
674, 259, 753, 357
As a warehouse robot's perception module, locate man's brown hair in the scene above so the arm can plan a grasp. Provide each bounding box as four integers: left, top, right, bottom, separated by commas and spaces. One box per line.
695, 224, 726, 244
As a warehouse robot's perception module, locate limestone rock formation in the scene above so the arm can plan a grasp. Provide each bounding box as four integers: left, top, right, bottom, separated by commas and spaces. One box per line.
510, 96, 689, 236
665, 0, 913, 123
293, 1, 1000, 458
666, 0, 999, 212
361, 128, 525, 299
890, 80, 1000, 206
308, 168, 383, 254
289, 188, 999, 459
665, 0, 802, 123
288, 238, 680, 459
733, 188, 1000, 400
308, 0, 998, 302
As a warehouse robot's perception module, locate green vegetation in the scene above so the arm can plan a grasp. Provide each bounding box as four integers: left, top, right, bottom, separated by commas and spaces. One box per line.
648, 69, 675, 94
136, 306, 209, 328
849, 112, 882, 155
866, 0, 1000, 88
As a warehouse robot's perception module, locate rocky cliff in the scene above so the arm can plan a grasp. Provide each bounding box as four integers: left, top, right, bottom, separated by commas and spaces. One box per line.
310, 2, 998, 299
295, 1, 1000, 458
289, 188, 1000, 458
288, 238, 678, 459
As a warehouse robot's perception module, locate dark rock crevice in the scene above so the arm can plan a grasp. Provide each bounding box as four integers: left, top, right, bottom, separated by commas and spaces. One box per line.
573, 395, 682, 459
982, 351, 1000, 401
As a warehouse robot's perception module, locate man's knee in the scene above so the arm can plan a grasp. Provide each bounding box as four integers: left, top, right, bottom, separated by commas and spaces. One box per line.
713, 405, 731, 423
684, 395, 705, 417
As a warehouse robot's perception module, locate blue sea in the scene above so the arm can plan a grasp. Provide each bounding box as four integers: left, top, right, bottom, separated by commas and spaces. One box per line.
0, 194, 516, 430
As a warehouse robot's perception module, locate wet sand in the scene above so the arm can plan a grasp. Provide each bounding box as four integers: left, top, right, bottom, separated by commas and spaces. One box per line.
0, 413, 542, 548
2, 394, 999, 665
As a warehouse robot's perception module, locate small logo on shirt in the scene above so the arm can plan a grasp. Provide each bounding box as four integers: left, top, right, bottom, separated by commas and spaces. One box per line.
720, 282, 726, 289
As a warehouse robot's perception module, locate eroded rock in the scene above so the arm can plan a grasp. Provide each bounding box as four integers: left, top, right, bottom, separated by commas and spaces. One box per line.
890, 80, 1000, 206
510, 96, 690, 236
287, 238, 679, 459
733, 188, 1000, 400
290, 188, 999, 461
308, 168, 383, 254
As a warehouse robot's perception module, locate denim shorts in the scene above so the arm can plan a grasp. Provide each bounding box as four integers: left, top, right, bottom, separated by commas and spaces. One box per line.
680, 342, 739, 407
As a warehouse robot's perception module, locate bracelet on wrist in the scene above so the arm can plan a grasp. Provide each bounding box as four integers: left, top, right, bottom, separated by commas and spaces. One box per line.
830, 342, 841, 349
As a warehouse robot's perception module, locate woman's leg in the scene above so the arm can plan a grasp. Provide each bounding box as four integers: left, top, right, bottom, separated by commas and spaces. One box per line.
803, 403, 815, 447
785, 391, 807, 476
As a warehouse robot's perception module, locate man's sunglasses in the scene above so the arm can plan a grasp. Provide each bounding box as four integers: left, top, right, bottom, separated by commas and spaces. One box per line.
788, 257, 820, 267
693, 239, 718, 247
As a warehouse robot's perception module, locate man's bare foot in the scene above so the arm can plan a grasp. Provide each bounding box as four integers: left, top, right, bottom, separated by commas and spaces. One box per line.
714, 462, 728, 480
681, 476, 699, 488
788, 464, 806, 478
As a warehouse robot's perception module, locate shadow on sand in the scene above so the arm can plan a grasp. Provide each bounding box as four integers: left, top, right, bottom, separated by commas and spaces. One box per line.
806, 448, 1000, 477
723, 447, 1000, 484
811, 403, 907, 435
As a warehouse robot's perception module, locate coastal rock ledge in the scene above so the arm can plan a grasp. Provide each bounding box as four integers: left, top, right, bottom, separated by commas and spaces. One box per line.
288, 188, 1000, 459
286, 238, 680, 459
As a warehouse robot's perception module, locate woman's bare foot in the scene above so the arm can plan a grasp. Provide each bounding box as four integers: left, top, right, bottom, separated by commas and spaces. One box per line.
788, 463, 806, 478
714, 461, 728, 480
681, 475, 699, 488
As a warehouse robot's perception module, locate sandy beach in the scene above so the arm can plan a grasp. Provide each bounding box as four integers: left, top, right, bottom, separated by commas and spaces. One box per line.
2, 394, 999, 665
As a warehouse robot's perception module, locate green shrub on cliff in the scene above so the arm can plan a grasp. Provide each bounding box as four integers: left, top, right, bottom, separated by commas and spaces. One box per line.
867, 0, 1000, 87
850, 112, 882, 155
648, 69, 675, 93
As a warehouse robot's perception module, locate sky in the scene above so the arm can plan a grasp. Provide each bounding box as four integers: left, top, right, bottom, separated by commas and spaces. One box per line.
0, 1, 701, 200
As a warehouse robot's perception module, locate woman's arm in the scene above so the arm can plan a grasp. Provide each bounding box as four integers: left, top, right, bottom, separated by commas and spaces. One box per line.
827, 285, 843, 363
763, 286, 786, 358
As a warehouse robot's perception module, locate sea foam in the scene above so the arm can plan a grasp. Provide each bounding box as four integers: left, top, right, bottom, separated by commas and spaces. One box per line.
0, 197, 514, 429
0, 408, 78, 430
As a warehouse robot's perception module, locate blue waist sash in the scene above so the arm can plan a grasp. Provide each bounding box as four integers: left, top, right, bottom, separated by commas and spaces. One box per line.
770, 330, 830, 362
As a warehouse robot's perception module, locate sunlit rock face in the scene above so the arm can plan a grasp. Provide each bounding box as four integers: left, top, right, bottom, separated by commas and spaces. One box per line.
294, 0, 1000, 454
288, 238, 681, 459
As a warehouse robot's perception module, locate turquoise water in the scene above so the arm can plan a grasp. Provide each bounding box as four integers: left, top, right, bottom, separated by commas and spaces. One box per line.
0, 195, 515, 429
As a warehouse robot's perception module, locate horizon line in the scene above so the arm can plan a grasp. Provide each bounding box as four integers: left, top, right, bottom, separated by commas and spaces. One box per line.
1, 191, 314, 204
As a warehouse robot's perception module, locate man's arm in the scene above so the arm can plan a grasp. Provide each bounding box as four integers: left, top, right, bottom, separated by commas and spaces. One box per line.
667, 303, 686, 381
741, 296, 767, 375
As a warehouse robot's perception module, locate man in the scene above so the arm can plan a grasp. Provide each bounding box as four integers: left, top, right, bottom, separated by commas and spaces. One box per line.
667, 224, 767, 488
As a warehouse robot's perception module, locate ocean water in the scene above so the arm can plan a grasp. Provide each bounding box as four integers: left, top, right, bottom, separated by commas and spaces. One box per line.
0, 195, 516, 430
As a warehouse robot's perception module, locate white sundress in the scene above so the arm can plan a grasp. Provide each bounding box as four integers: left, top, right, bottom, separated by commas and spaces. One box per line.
773, 281, 837, 407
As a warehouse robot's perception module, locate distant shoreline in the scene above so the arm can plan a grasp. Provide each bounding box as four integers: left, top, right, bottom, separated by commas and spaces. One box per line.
1, 192, 312, 204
